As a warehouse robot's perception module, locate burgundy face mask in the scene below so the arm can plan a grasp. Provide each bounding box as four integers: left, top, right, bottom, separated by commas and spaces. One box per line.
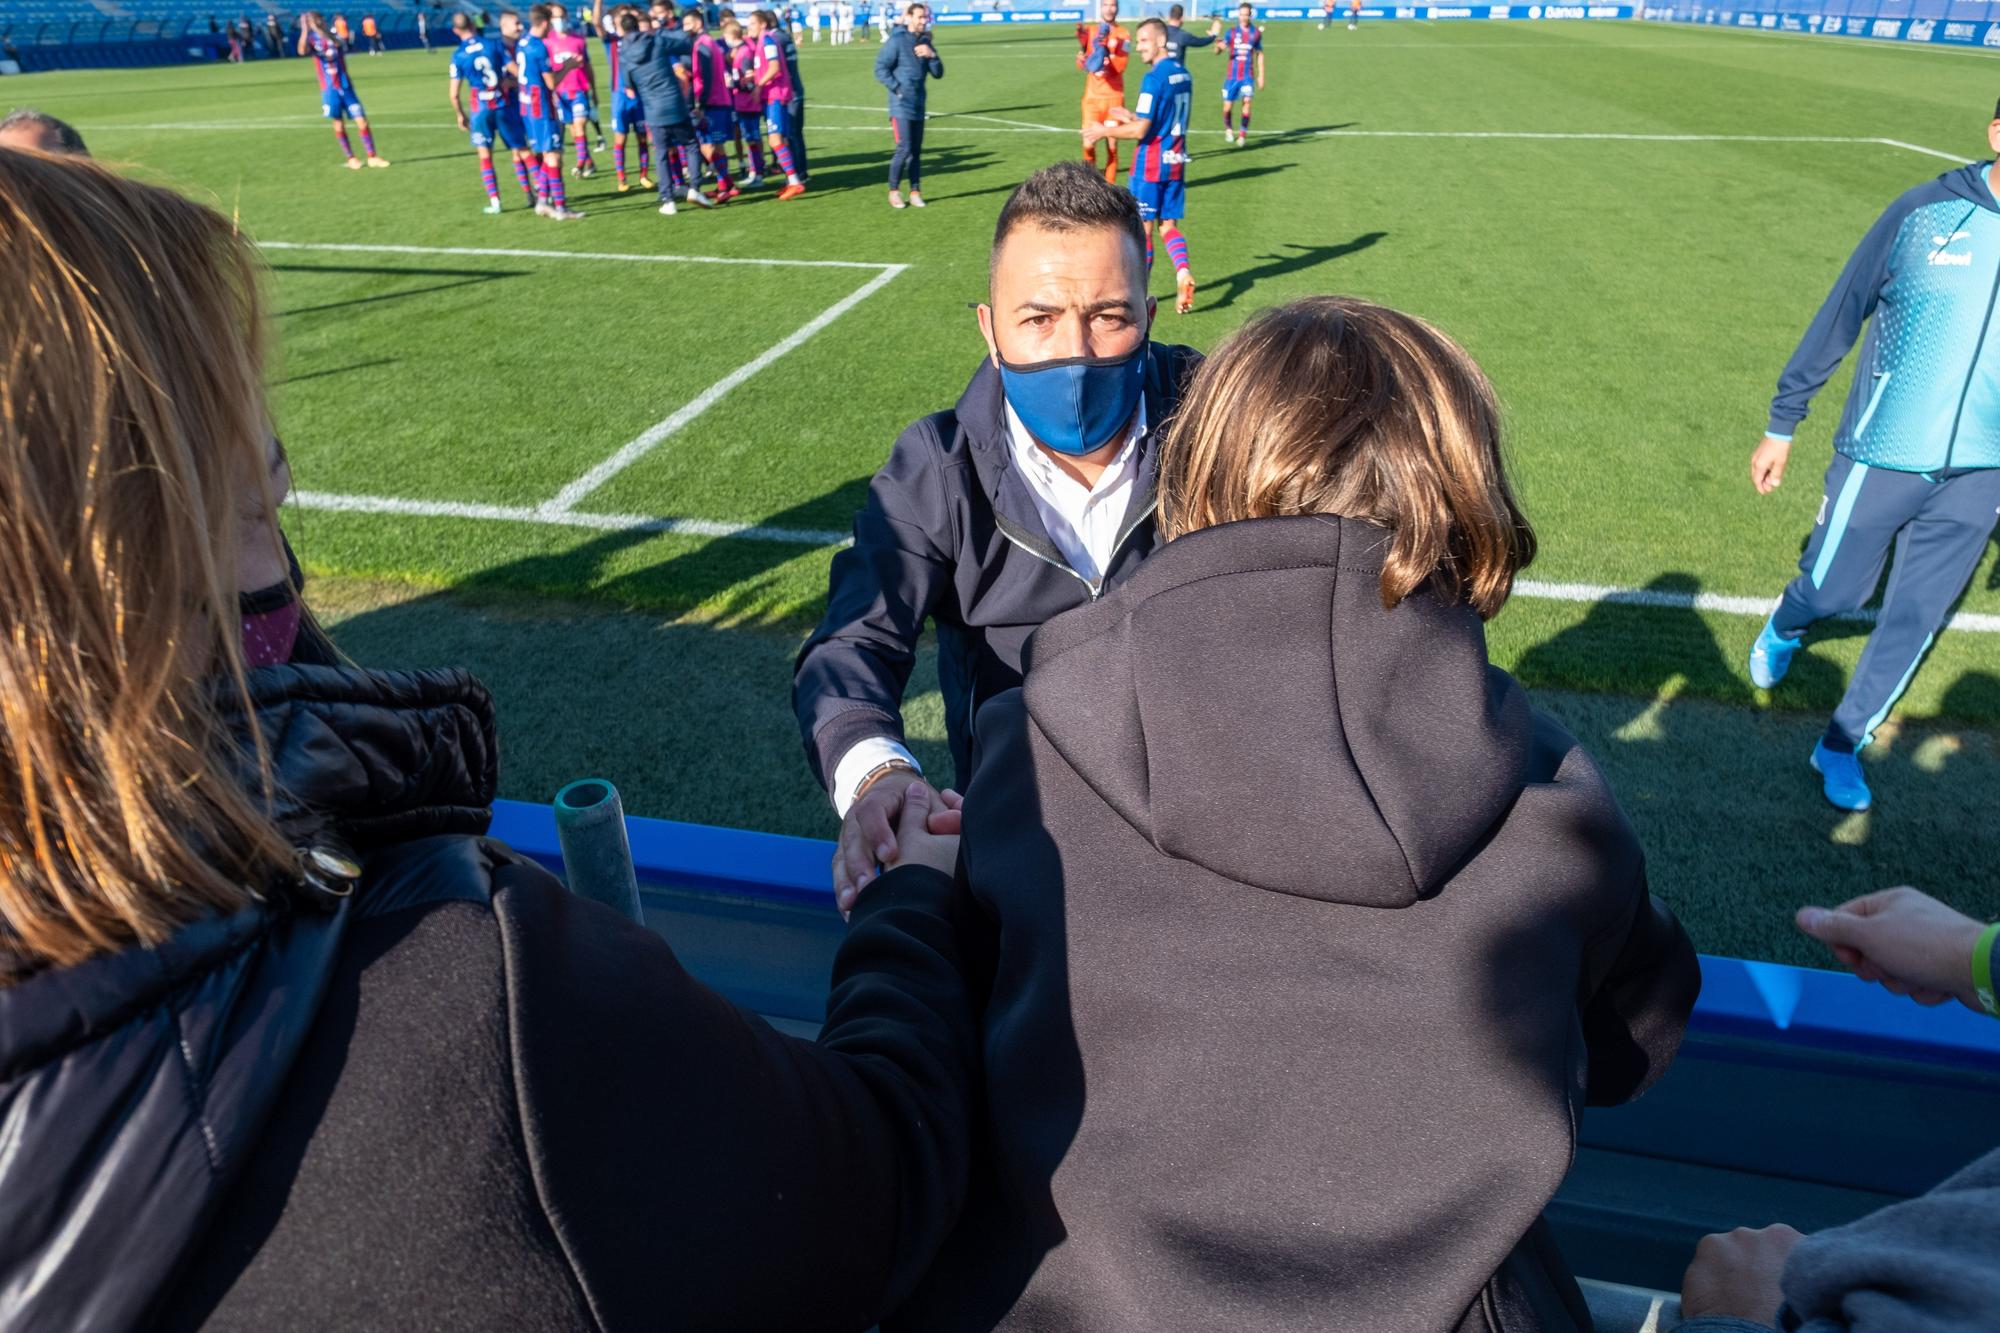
238, 537, 305, 668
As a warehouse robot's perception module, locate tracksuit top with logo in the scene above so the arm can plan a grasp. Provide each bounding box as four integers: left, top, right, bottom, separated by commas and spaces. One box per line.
1769, 162, 2000, 473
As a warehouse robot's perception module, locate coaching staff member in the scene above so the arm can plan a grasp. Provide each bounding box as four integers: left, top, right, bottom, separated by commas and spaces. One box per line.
795, 161, 1199, 910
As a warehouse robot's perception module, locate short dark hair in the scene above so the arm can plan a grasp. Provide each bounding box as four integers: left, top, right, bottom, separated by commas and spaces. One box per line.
619, 10, 640, 29
529, 2, 552, 20
991, 160, 1146, 282
1137, 15, 1165, 36
0, 109, 88, 156
1168, 2, 1183, 15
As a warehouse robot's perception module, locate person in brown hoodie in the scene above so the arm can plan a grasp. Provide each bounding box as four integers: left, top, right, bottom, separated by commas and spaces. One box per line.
887, 295, 1704, 1333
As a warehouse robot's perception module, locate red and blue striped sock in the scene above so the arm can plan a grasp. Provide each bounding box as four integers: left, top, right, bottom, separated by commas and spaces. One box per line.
1145, 237, 1154, 272
666, 146, 687, 191
360, 126, 377, 156
710, 154, 732, 190
1223, 105, 1234, 131
334, 124, 354, 159
1164, 230, 1191, 276
773, 139, 797, 180
513, 157, 535, 198
1239, 107, 1251, 133
546, 165, 568, 208
747, 141, 765, 176
638, 139, 652, 176
480, 158, 499, 200
574, 125, 594, 168
614, 140, 627, 183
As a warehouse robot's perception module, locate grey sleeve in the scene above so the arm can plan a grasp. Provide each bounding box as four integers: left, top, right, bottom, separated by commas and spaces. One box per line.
1780, 1146, 2000, 1332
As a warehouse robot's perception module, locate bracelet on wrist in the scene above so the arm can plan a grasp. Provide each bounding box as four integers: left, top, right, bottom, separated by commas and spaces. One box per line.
1972, 922, 1999, 1019
856, 758, 918, 799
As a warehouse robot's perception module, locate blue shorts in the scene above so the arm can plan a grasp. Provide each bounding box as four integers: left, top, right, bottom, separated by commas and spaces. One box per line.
612, 94, 646, 136
735, 108, 762, 138
559, 91, 597, 124
699, 105, 735, 144
469, 101, 527, 151
320, 82, 365, 120
1222, 77, 1255, 103
1129, 176, 1185, 222
526, 114, 565, 154
761, 99, 793, 137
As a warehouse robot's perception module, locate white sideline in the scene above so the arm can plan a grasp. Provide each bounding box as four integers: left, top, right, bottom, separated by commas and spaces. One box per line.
290, 490, 850, 545
260, 238, 898, 271
282, 492, 2000, 634
90, 120, 1966, 163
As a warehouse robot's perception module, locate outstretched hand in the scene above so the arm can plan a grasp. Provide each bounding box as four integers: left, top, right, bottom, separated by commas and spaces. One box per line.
1796, 886, 1988, 1011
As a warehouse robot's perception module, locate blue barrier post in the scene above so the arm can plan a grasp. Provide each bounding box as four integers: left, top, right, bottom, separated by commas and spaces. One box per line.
552, 779, 645, 924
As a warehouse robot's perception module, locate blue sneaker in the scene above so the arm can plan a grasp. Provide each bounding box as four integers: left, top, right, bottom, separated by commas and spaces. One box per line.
1749, 616, 1799, 689
1810, 740, 1872, 812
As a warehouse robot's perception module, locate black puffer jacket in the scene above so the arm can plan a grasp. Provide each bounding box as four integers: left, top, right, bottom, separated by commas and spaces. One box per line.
0, 665, 978, 1332
890, 515, 1702, 1333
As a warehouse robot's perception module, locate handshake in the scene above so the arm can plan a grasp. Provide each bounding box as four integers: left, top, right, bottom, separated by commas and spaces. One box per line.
832, 771, 964, 916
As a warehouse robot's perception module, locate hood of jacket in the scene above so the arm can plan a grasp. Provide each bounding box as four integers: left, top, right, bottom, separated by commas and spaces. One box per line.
0, 665, 498, 1333
1022, 514, 1534, 908
1941, 160, 2000, 213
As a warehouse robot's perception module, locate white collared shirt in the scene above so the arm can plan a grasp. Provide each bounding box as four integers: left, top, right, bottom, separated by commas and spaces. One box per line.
829, 400, 1152, 816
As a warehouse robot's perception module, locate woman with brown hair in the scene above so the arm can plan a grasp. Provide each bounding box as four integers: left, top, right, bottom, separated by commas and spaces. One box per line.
885, 296, 1703, 1332
0, 147, 980, 1332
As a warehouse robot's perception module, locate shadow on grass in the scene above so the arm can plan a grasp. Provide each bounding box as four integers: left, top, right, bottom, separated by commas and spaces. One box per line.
1509, 572, 2000, 963
1202, 231, 1385, 311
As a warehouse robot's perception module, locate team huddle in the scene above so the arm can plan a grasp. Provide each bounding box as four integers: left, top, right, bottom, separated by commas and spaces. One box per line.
1075, 0, 1268, 315
302, 1, 810, 219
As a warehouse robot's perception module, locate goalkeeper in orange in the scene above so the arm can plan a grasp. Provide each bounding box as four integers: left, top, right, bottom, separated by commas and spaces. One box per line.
1075, 0, 1129, 182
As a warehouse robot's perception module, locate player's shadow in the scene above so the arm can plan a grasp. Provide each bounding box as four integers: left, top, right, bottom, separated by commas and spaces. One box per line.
1222, 121, 1357, 153
432, 477, 871, 627
269, 262, 523, 319
1190, 163, 1295, 192
796, 145, 1001, 195
272, 357, 399, 387
1204, 231, 1384, 311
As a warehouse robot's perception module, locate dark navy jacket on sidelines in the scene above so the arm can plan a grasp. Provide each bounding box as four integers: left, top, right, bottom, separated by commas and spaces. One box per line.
619, 26, 694, 124
875, 25, 943, 119
1769, 161, 2000, 473
793, 343, 1200, 793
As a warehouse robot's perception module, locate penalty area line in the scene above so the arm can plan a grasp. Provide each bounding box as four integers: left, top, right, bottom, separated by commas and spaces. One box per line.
280, 494, 2000, 634
540, 261, 910, 514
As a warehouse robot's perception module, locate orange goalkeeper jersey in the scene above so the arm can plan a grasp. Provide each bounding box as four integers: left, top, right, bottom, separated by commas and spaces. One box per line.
1076, 21, 1130, 98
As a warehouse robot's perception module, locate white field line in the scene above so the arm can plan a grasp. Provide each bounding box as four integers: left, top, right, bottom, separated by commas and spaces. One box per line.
93, 119, 1966, 163
289, 490, 850, 545
283, 490, 2000, 633
540, 262, 907, 513
259, 238, 896, 271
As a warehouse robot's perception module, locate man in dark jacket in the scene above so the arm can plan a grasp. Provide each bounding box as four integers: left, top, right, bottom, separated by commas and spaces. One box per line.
0, 665, 979, 1332
887, 514, 1701, 1332
622, 3, 711, 212
793, 160, 1200, 910
874, 2, 940, 207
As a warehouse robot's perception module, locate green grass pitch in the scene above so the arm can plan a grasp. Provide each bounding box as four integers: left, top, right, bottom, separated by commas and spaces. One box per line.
13, 20, 2000, 961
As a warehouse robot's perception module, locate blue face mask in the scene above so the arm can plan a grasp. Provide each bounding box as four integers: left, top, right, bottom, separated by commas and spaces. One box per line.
997, 341, 1148, 457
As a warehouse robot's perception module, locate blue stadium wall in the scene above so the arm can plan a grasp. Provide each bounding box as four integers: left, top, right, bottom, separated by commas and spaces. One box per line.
1646, 0, 2000, 46
930, 5, 1638, 20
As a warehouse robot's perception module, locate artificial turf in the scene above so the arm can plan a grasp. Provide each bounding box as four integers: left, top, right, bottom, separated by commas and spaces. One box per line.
11, 20, 1999, 960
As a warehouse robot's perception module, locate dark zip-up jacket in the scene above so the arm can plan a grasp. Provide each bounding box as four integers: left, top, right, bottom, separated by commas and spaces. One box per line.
619, 25, 694, 124
1768, 161, 2000, 472
793, 342, 1200, 794
875, 26, 942, 119
0, 664, 980, 1332
889, 515, 1702, 1333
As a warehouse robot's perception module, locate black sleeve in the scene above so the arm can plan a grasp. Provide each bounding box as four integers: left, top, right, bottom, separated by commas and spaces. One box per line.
1578, 879, 1701, 1107
792, 418, 958, 794
492, 857, 978, 1331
